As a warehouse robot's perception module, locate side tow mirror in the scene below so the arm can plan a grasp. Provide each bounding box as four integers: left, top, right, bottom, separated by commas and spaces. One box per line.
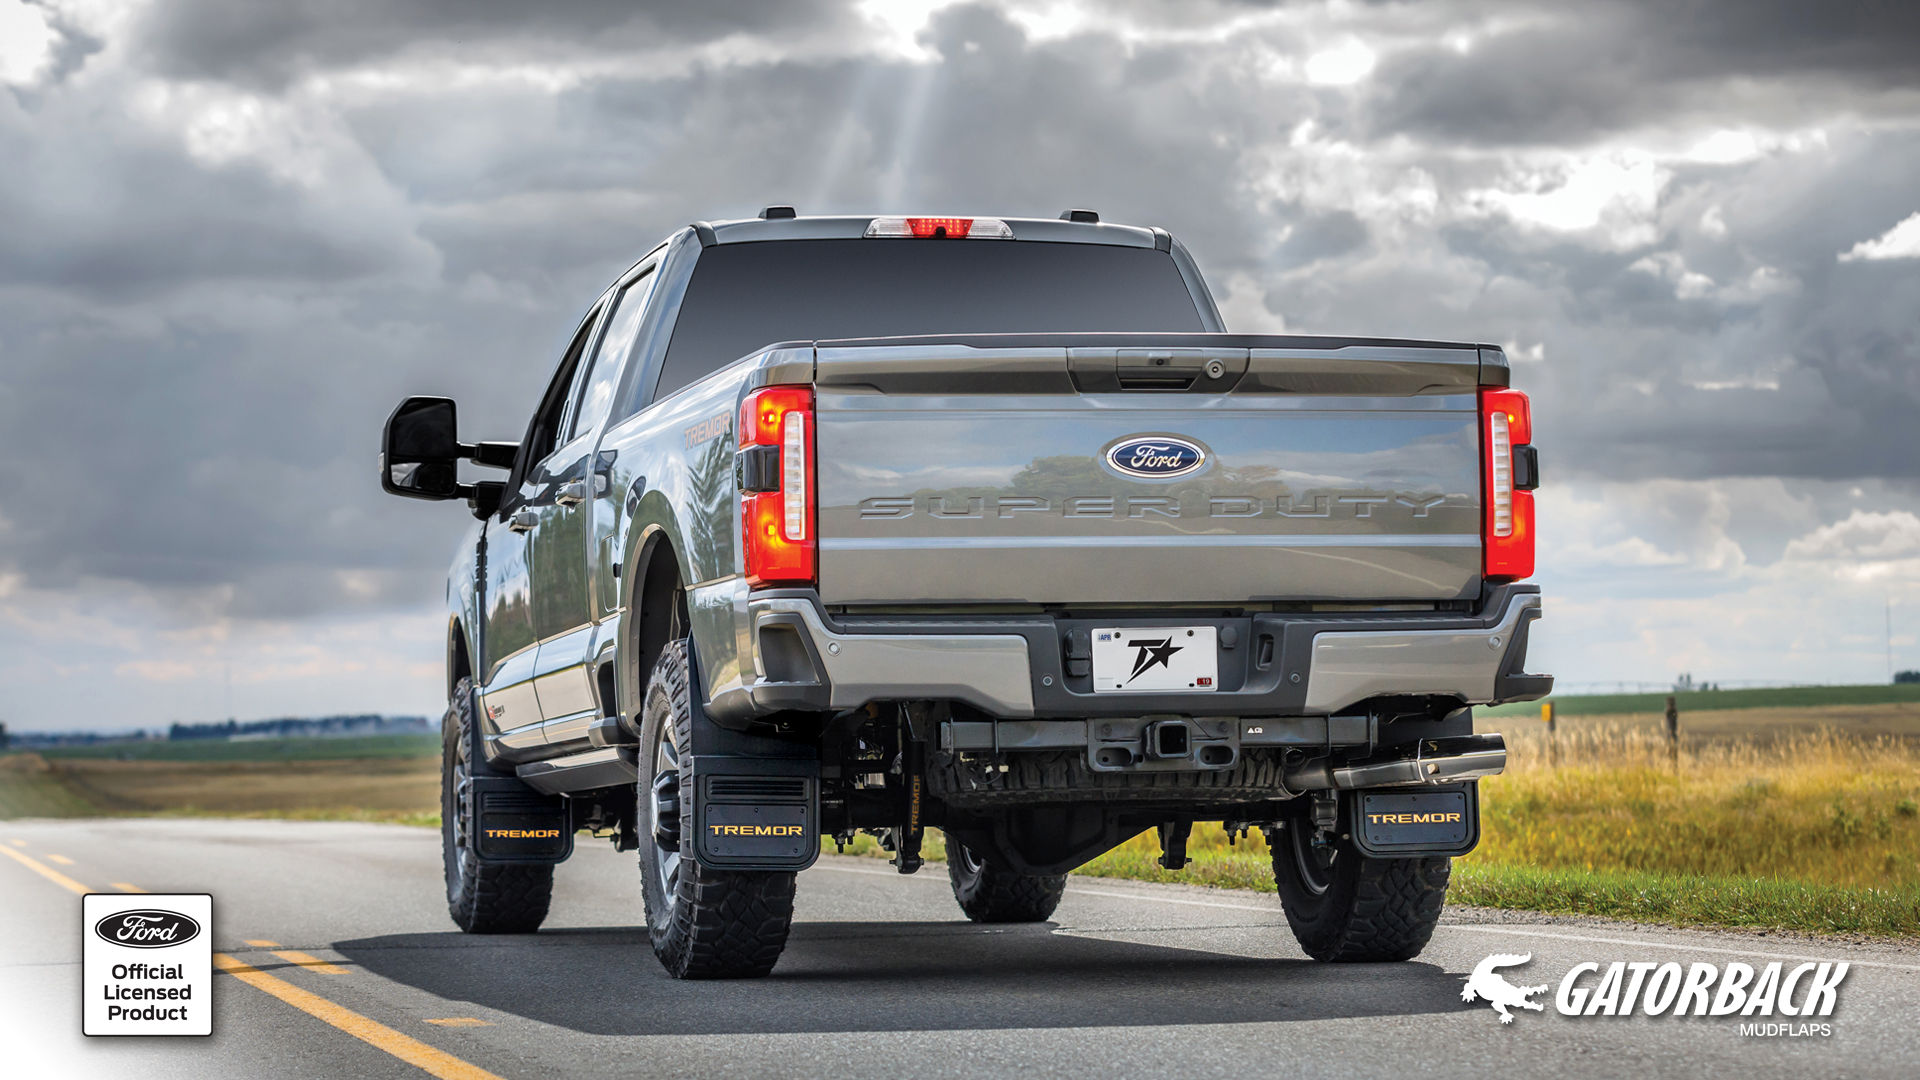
382, 396, 464, 500
381, 397, 518, 512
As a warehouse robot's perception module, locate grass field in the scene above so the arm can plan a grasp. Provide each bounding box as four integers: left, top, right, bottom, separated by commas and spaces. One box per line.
0, 737, 440, 824
0, 755, 109, 818
838, 714, 1920, 938
6, 696, 1920, 938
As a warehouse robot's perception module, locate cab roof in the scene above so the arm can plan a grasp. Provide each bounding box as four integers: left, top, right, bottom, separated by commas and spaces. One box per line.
696, 212, 1168, 250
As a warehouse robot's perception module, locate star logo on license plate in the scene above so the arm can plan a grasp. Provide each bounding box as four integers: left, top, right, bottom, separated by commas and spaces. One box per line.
1125, 637, 1184, 683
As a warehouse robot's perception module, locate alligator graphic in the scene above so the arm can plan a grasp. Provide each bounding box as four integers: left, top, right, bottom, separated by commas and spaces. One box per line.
1462, 953, 1551, 1023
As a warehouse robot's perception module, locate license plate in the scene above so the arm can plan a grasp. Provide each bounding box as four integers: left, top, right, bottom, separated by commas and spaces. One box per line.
1091, 626, 1218, 693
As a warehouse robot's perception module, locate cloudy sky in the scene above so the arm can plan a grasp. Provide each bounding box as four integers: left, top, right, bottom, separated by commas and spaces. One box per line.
2, 0, 1917, 731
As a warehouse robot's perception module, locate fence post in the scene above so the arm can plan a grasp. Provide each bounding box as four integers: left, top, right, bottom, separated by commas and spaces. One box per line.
1541, 701, 1557, 765
1664, 694, 1680, 767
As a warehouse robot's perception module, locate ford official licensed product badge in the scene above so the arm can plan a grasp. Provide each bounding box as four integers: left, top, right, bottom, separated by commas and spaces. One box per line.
1104, 436, 1207, 479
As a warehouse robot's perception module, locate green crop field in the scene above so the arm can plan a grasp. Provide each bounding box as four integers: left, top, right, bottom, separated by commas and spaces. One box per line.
1, 734, 443, 822
34, 733, 441, 763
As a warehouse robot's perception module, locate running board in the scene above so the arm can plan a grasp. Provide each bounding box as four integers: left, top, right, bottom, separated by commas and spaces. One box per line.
516, 747, 639, 795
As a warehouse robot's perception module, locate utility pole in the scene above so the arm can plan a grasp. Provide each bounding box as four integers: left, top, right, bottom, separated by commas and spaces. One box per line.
1890, 597, 1896, 682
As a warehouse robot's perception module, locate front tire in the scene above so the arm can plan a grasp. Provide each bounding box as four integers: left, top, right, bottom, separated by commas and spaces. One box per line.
946, 841, 1067, 923
1269, 808, 1448, 962
638, 639, 796, 979
442, 677, 553, 934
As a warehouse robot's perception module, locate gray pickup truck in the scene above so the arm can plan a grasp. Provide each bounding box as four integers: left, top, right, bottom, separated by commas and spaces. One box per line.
380, 208, 1549, 979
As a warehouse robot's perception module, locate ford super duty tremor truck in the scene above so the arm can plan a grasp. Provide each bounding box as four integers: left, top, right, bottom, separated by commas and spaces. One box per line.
380, 208, 1550, 979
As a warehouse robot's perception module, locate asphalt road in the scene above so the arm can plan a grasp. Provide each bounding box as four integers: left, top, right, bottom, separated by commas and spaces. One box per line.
3, 819, 1917, 1080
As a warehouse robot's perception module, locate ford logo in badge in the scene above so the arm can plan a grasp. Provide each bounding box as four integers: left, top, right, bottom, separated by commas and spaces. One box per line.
94, 909, 201, 949
1104, 436, 1207, 480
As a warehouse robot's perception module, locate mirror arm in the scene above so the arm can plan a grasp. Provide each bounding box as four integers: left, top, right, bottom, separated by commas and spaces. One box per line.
464, 441, 520, 469
467, 480, 506, 520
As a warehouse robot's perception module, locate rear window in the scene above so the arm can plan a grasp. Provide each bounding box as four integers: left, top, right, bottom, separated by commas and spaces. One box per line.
645, 239, 1204, 403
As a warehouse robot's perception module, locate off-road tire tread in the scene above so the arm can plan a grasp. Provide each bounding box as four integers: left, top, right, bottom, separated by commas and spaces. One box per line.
641, 640, 797, 979
946, 844, 1067, 923
657, 864, 798, 978
444, 677, 554, 934
1270, 830, 1448, 962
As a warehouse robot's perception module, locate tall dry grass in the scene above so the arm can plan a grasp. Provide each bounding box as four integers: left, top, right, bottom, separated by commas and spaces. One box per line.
1479, 721, 1920, 887
1070, 723, 1920, 938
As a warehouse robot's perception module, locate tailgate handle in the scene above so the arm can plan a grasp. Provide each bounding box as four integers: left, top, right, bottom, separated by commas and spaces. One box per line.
1081, 350, 1244, 393
1117, 374, 1197, 391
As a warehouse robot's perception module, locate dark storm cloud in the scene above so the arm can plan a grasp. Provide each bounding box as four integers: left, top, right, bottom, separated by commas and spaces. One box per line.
1369, 0, 1920, 146
0, 1, 1281, 624
130, 0, 853, 88
1454, 130, 1920, 485
337, 2, 1283, 278
1, 0, 1917, 641
0, 137, 413, 298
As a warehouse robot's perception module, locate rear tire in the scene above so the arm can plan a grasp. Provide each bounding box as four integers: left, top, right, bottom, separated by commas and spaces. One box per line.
638, 639, 797, 979
1269, 809, 1448, 962
442, 677, 553, 934
946, 841, 1067, 923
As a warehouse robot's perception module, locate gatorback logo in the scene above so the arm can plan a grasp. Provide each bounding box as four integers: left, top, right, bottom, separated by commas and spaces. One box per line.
93, 909, 201, 950
1104, 436, 1206, 480
710, 824, 805, 837
1464, 953, 1850, 1029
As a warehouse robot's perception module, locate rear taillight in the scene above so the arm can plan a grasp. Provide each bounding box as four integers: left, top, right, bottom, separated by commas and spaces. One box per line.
1480, 387, 1534, 580
739, 385, 815, 587
864, 216, 1014, 239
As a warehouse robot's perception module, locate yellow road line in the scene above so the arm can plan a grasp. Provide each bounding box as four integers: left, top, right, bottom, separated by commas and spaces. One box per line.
271, 949, 350, 975
113, 882, 148, 893
246, 939, 283, 948
8, 839, 25, 846
46, 854, 75, 865
424, 1018, 492, 1027
5, 848, 493, 1078
0, 843, 88, 895
213, 955, 504, 1080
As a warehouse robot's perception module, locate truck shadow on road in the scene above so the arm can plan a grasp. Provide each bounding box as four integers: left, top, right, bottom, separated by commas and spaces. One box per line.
332, 920, 1460, 1035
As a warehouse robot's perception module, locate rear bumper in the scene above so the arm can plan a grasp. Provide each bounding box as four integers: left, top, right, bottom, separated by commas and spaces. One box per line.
706, 583, 1550, 723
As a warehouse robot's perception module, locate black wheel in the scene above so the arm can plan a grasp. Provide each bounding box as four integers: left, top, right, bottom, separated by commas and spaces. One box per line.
1268, 806, 1448, 962
946, 840, 1067, 923
638, 639, 796, 979
442, 677, 553, 934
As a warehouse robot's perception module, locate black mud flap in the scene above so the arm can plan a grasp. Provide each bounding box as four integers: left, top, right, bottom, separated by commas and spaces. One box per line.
467, 775, 574, 864
1348, 782, 1480, 858
689, 765, 819, 872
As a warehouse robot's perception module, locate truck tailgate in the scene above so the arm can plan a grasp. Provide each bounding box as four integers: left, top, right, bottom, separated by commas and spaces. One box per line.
811, 335, 1490, 607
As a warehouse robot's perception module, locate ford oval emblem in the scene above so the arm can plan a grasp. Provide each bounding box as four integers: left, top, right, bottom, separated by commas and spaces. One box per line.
1105, 436, 1207, 480
94, 909, 201, 949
